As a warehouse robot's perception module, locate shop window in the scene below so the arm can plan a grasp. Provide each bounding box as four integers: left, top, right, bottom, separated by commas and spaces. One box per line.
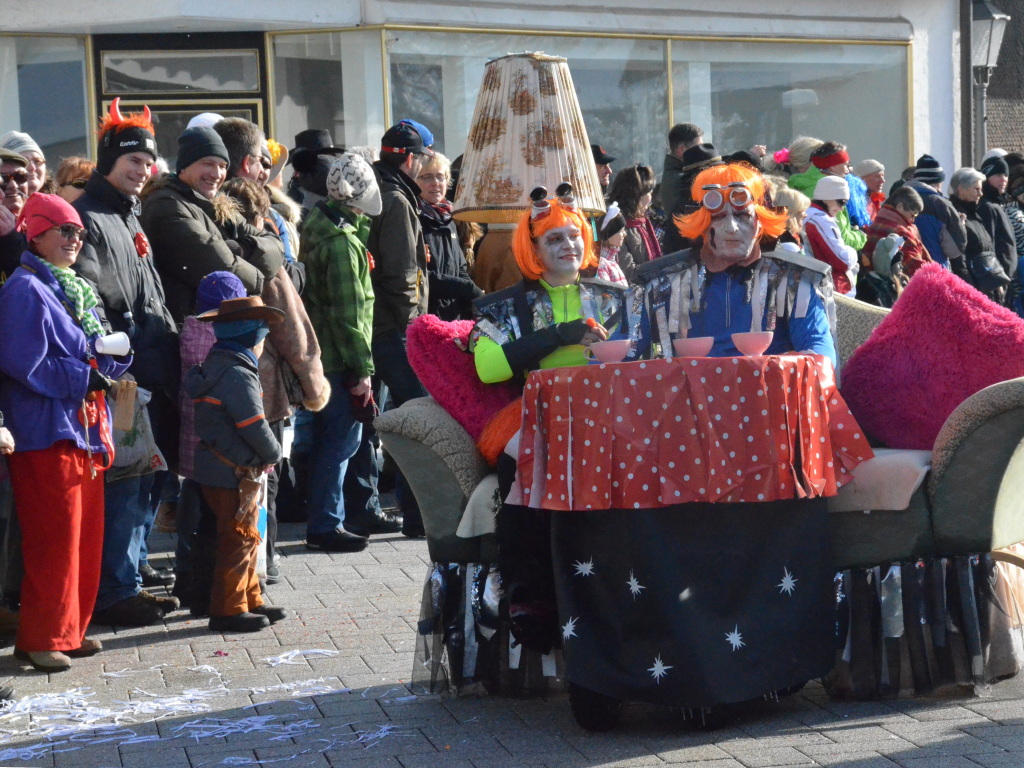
0, 36, 89, 162
672, 40, 909, 176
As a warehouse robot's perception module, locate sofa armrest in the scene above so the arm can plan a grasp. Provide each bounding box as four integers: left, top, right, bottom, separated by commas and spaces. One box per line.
834, 294, 890, 372
374, 396, 490, 500
375, 397, 493, 563
928, 378, 1024, 552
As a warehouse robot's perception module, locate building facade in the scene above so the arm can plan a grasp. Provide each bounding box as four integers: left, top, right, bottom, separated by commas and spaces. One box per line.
0, 1, 965, 179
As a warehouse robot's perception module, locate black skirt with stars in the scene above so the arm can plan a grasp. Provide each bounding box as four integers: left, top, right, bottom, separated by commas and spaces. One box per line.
551, 497, 835, 707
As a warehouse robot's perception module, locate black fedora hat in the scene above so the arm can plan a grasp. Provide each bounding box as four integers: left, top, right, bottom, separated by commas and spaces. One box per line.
288, 128, 346, 171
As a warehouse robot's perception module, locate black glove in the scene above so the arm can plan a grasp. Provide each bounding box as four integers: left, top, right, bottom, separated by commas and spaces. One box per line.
502, 320, 590, 373
87, 368, 114, 394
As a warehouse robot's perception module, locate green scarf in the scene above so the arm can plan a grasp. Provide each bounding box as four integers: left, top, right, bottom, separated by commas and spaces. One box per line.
42, 261, 104, 338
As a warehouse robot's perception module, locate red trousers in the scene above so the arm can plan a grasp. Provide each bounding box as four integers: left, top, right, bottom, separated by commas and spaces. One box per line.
201, 485, 263, 617
8, 442, 104, 652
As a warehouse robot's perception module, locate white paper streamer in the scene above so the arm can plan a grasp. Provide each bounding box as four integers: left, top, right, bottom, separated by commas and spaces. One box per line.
263, 649, 340, 667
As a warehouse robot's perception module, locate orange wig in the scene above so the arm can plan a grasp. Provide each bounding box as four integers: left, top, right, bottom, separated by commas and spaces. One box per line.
512, 198, 597, 281
675, 163, 787, 242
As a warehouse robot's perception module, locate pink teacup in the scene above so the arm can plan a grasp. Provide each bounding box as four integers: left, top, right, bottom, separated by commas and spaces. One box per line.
672, 336, 714, 358
584, 339, 632, 363
731, 331, 774, 356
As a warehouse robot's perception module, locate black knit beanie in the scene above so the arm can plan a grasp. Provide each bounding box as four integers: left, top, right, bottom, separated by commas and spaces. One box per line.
981, 155, 1010, 178
176, 127, 230, 173
97, 125, 158, 176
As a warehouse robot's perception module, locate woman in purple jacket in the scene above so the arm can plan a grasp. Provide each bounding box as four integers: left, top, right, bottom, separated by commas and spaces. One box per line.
0, 194, 130, 672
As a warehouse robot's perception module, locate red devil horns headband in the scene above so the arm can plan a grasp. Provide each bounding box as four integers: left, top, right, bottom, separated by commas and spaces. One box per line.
109, 97, 151, 126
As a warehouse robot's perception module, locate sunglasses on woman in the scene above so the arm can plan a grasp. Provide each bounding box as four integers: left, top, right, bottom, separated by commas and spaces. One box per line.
701, 181, 753, 212
52, 225, 87, 241
63, 178, 88, 190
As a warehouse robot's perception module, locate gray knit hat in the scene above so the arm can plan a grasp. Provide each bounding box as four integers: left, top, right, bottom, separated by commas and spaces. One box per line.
0, 130, 42, 159
326, 152, 382, 216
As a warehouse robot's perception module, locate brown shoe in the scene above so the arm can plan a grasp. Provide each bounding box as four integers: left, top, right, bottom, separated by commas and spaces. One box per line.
66, 637, 102, 658
14, 649, 71, 672
139, 590, 180, 616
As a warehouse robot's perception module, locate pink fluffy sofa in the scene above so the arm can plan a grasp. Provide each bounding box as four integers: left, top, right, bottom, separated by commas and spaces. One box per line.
841, 264, 1024, 449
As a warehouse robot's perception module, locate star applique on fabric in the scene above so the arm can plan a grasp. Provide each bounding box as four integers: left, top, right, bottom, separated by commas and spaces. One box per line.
648, 654, 672, 683
573, 558, 595, 577
725, 625, 746, 651
626, 571, 646, 599
778, 566, 798, 596
562, 616, 578, 640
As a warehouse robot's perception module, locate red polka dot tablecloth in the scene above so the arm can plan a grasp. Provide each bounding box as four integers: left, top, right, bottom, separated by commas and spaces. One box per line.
515, 354, 873, 511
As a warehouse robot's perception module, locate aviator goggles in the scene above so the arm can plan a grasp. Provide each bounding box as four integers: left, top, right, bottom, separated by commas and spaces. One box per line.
701, 181, 753, 212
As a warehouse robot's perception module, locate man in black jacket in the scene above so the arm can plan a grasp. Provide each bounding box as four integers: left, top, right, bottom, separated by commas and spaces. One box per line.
73, 101, 181, 628
367, 120, 434, 537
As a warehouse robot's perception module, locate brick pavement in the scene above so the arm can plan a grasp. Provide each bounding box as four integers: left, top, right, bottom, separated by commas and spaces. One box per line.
0, 521, 1023, 768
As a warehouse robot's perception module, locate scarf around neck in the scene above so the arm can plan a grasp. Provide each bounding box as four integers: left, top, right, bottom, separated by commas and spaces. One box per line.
42, 260, 104, 338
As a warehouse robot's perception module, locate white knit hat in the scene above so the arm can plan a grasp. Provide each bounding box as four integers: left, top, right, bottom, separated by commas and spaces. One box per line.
186, 112, 225, 130
812, 175, 849, 201
326, 152, 382, 216
0, 130, 42, 158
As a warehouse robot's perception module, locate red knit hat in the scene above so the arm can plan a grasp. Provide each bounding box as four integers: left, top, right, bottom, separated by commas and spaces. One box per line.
17, 193, 84, 242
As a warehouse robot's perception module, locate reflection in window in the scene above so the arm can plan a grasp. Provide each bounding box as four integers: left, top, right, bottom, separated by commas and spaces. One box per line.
0, 36, 89, 161
390, 58, 444, 154
672, 41, 908, 177
271, 31, 385, 153
103, 50, 260, 94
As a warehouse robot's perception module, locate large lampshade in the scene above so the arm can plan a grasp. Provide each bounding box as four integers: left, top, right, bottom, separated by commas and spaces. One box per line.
972, 0, 1010, 70
453, 52, 605, 224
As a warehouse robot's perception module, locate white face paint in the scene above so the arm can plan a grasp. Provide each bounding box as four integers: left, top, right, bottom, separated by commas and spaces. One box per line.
536, 223, 585, 285
706, 203, 759, 264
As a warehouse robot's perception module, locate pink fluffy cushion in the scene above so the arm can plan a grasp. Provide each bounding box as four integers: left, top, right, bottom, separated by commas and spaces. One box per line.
406, 315, 520, 441
841, 264, 1024, 449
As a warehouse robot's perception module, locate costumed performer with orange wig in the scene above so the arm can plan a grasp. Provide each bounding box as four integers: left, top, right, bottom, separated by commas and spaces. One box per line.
640, 163, 837, 366
469, 184, 647, 655
471, 184, 646, 386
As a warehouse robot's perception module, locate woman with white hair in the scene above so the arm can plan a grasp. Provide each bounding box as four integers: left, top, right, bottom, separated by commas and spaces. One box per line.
949, 166, 1011, 298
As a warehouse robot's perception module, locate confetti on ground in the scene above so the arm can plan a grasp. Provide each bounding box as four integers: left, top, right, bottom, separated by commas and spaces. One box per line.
0, 663, 412, 763
263, 649, 340, 667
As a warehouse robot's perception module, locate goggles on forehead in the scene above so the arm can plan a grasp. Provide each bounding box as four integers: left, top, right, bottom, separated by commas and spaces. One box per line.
701, 181, 753, 212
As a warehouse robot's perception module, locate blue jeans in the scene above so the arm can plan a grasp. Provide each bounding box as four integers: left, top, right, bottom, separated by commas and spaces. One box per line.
97, 472, 156, 609
307, 370, 363, 536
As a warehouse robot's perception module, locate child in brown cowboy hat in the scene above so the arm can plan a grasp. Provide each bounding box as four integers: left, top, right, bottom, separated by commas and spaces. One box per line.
186, 296, 287, 633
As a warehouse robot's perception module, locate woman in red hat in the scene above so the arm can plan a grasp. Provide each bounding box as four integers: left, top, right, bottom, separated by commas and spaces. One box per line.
0, 193, 130, 671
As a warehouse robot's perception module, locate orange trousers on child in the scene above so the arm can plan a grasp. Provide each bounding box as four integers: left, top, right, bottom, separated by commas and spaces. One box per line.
7, 441, 104, 653
200, 485, 263, 617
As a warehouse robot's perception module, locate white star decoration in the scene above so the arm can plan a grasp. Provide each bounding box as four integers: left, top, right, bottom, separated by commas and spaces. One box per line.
627, 571, 646, 599
573, 558, 595, 577
777, 566, 798, 596
648, 655, 672, 683
562, 616, 578, 640
725, 625, 746, 651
